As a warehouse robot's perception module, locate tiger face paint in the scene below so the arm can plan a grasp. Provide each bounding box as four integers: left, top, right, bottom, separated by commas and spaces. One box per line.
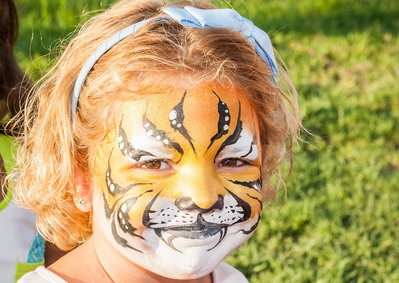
92, 85, 263, 279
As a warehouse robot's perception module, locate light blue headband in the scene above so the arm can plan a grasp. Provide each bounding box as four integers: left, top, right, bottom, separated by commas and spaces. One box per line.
71, 6, 278, 116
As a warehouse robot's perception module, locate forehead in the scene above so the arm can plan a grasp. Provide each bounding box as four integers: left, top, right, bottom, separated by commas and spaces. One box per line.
117, 85, 257, 146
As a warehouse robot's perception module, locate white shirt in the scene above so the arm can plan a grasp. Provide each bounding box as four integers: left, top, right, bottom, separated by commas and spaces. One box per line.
18, 261, 248, 282
0, 198, 43, 282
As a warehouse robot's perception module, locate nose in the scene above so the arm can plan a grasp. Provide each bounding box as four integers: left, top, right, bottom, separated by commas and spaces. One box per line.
174, 163, 225, 211
175, 195, 224, 214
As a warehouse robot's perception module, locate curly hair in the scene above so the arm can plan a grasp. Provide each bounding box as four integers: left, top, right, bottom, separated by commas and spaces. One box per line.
11, 0, 301, 250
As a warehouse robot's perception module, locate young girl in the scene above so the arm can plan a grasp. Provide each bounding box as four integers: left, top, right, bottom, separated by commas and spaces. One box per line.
15, 0, 300, 282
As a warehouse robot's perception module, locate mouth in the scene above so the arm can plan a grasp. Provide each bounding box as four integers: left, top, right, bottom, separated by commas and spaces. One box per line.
153, 216, 229, 252
154, 217, 227, 239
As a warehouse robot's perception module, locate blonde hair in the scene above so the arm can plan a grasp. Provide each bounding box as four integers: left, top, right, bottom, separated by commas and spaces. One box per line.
11, 0, 301, 250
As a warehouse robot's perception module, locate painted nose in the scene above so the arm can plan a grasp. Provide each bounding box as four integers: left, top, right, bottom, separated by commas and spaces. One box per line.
175, 163, 225, 210
175, 195, 224, 214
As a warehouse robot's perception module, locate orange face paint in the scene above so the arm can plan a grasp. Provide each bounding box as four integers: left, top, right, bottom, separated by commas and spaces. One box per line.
93, 84, 263, 279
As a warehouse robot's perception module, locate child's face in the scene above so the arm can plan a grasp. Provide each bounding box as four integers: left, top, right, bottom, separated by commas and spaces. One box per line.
92, 85, 263, 279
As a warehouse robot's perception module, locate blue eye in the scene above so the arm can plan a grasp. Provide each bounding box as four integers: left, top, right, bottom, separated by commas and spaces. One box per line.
140, 160, 171, 170
218, 158, 248, 167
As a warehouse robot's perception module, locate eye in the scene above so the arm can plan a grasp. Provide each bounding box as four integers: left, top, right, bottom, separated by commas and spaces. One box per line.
139, 160, 171, 170
218, 158, 248, 167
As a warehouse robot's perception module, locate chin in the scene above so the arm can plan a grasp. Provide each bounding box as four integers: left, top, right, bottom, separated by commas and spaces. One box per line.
111, 222, 255, 280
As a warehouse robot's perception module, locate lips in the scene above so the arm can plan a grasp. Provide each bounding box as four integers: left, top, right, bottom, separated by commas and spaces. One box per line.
154, 215, 228, 240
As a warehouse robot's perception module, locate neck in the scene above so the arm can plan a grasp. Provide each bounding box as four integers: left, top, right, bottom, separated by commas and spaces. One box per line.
50, 236, 212, 283
48, 237, 112, 282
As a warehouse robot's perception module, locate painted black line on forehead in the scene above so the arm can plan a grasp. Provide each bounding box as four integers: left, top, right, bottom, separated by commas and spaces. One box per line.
118, 117, 155, 162
226, 179, 262, 192
168, 91, 196, 155
214, 101, 243, 162
142, 113, 184, 158
206, 91, 231, 151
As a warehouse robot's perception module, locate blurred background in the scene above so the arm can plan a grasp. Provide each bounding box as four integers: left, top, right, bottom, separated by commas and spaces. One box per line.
14, 0, 398, 282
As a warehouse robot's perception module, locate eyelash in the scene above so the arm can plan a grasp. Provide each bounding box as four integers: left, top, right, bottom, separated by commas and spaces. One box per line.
136, 158, 252, 170
138, 159, 172, 170
217, 158, 251, 168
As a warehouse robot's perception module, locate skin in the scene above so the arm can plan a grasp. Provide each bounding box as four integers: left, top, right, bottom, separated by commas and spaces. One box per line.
50, 84, 263, 282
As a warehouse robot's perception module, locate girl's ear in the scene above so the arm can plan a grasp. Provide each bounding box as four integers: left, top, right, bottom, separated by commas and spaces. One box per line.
73, 167, 93, 213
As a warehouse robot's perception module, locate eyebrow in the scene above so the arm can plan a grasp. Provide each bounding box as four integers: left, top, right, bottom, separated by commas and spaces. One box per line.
242, 118, 258, 158
141, 113, 184, 158
118, 118, 157, 162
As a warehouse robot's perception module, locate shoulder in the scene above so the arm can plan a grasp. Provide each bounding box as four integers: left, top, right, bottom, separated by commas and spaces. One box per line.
18, 266, 67, 283
212, 261, 249, 283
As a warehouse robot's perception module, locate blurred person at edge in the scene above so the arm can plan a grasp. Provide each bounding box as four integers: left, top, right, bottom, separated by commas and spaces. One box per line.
0, 0, 65, 282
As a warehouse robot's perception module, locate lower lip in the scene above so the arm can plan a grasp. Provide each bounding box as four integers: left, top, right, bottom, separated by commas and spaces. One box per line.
160, 227, 222, 240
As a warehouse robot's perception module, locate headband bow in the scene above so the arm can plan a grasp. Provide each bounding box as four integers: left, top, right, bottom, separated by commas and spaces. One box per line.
163, 6, 278, 77
72, 6, 278, 116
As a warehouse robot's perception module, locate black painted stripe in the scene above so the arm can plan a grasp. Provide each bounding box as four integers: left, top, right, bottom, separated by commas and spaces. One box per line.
142, 113, 184, 158
106, 152, 152, 196
246, 193, 263, 209
214, 101, 243, 162
118, 118, 155, 161
207, 91, 231, 151
168, 91, 196, 155
226, 179, 262, 192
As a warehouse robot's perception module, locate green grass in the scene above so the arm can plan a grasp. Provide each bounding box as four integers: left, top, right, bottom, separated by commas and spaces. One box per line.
14, 0, 398, 282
